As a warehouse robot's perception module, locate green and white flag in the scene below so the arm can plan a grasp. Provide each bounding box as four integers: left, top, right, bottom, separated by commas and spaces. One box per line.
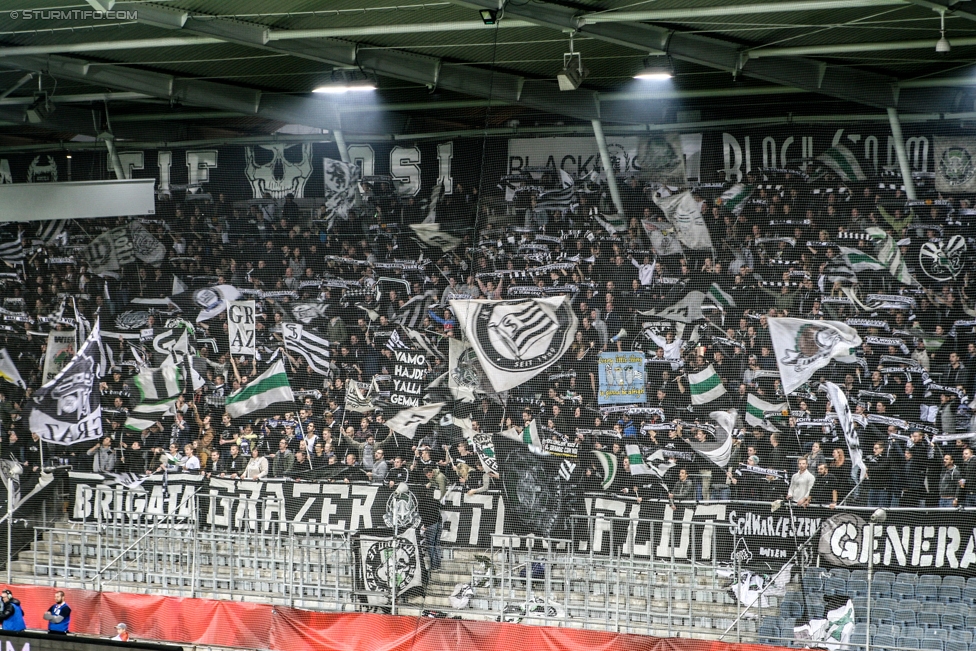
499, 419, 545, 454
794, 598, 856, 651
817, 144, 867, 182
717, 184, 754, 215
746, 394, 788, 432
627, 446, 675, 477
593, 450, 618, 490
224, 359, 294, 418
865, 227, 918, 285
124, 363, 183, 432
836, 246, 885, 273
688, 364, 726, 404
706, 282, 736, 310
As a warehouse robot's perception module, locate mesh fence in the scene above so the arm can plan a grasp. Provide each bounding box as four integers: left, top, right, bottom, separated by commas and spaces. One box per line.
0, 102, 975, 649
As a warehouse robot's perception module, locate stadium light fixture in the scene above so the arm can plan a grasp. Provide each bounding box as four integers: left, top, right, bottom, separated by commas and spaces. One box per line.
936, 11, 951, 53
557, 36, 588, 91
635, 57, 673, 80
313, 69, 377, 94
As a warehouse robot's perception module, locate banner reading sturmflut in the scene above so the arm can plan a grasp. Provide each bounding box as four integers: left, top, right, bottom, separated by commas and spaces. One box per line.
598, 351, 646, 405
30, 322, 105, 446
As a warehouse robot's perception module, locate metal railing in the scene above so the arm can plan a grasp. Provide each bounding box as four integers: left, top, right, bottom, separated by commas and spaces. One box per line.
16, 491, 973, 650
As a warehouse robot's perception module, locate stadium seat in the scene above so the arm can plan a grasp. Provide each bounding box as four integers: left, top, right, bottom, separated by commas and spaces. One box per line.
851, 632, 867, 651
830, 568, 851, 581
919, 575, 943, 587
917, 584, 940, 602
848, 579, 869, 597
875, 571, 897, 585
917, 612, 941, 629
758, 624, 780, 645
943, 576, 966, 590
941, 586, 962, 603
892, 583, 916, 600
850, 569, 869, 582
921, 603, 946, 616
946, 642, 969, 651
875, 597, 900, 612
780, 600, 803, 619
804, 567, 828, 579
941, 613, 965, 629
872, 582, 892, 598
900, 638, 921, 650
904, 627, 925, 640
825, 577, 848, 596
802, 576, 823, 592
921, 639, 945, 651
872, 607, 895, 625
943, 603, 969, 618
930, 629, 951, 642
960, 586, 976, 605
875, 634, 897, 650
949, 631, 974, 645
903, 599, 924, 612
875, 624, 901, 638
894, 609, 918, 627
899, 573, 921, 585
967, 577, 976, 589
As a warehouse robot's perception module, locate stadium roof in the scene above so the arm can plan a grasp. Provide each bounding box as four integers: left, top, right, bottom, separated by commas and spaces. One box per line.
0, 0, 973, 147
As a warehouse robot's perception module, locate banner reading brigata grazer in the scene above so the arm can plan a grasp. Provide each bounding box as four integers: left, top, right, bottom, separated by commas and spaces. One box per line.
598, 352, 646, 405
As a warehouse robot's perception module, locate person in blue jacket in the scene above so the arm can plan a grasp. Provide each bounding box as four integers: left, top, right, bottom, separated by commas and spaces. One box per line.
0, 590, 25, 632
43, 590, 70, 634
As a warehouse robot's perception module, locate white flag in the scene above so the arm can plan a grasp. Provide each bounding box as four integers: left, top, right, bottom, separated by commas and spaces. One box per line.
767, 317, 862, 395
386, 403, 444, 439
685, 410, 736, 468
745, 394, 788, 432
824, 381, 866, 483
0, 348, 25, 389
652, 190, 713, 251
227, 300, 256, 355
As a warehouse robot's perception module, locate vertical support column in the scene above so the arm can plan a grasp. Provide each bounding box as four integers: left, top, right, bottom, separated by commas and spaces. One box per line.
101, 133, 126, 180
887, 107, 917, 200
591, 119, 626, 217
334, 130, 351, 164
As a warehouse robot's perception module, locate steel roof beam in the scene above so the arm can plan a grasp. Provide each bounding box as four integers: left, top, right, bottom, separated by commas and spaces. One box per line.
452, 0, 899, 108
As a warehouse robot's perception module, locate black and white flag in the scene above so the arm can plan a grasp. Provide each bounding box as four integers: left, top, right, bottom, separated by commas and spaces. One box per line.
394, 290, 438, 330
358, 526, 425, 605
451, 296, 578, 392
282, 323, 332, 375
824, 381, 866, 483
227, 300, 256, 355
29, 320, 105, 446
345, 379, 378, 413
0, 230, 25, 266
391, 349, 427, 408
386, 403, 444, 439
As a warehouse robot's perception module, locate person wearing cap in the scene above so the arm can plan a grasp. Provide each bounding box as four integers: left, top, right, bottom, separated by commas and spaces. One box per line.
111, 623, 129, 642
0, 590, 25, 632
43, 590, 71, 634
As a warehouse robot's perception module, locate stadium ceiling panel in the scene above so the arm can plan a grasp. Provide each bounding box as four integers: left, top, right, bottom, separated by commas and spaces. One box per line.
0, 0, 971, 145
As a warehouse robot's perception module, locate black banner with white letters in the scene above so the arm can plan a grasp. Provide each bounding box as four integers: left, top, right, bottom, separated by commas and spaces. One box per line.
66, 473, 976, 575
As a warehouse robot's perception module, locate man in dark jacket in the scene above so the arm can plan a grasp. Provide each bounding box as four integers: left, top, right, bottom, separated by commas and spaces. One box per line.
864, 441, 892, 507
416, 482, 443, 571
959, 447, 976, 507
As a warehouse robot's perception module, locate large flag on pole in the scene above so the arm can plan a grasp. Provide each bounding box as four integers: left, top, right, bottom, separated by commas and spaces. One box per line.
29, 321, 105, 445
768, 317, 862, 395
124, 363, 183, 432
652, 190, 714, 250
224, 360, 294, 418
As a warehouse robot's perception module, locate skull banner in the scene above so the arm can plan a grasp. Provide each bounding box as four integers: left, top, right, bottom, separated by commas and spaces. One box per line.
244, 143, 313, 199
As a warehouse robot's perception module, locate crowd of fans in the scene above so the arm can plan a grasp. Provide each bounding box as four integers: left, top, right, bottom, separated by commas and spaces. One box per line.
1, 164, 975, 513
